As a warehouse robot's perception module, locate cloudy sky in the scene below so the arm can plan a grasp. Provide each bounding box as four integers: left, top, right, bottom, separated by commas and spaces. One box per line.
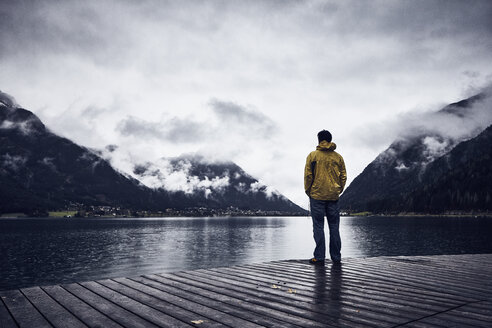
1, 0, 492, 206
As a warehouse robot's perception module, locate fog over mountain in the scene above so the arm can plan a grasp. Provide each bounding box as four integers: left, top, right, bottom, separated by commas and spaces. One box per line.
355, 86, 492, 155
340, 90, 492, 213
96, 146, 285, 202
0, 92, 305, 215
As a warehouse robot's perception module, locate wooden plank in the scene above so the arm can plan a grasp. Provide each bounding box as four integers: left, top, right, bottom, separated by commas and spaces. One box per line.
271, 260, 471, 304
153, 273, 345, 328
131, 276, 305, 328
107, 278, 263, 328
164, 271, 395, 328
21, 287, 86, 328
388, 256, 492, 280
220, 271, 450, 325
433, 303, 492, 326
1, 289, 51, 328
411, 254, 492, 270
401, 318, 476, 328
62, 283, 158, 328
242, 262, 463, 308
366, 257, 492, 291
398, 321, 444, 328
0, 297, 17, 328
281, 260, 481, 301
352, 264, 491, 301
80, 281, 191, 328
393, 301, 492, 328
97, 279, 228, 328
405, 315, 481, 328
461, 301, 492, 316
217, 264, 454, 313
257, 261, 466, 307
429, 312, 492, 327
250, 261, 465, 309
220, 265, 454, 324
182, 268, 419, 325
42, 285, 123, 328
341, 260, 491, 298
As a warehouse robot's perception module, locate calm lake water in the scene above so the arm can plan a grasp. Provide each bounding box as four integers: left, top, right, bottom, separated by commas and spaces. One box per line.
1, 215, 492, 291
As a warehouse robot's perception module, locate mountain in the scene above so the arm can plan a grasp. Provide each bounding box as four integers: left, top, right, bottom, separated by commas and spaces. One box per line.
340, 93, 492, 214
401, 124, 492, 213
127, 154, 301, 212
0, 91, 305, 215
0, 92, 165, 215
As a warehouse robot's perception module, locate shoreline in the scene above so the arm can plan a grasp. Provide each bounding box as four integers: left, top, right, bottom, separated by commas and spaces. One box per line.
344, 212, 492, 218
2, 213, 492, 219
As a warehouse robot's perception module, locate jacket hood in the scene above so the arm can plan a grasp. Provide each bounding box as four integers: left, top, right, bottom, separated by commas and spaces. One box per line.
316, 140, 336, 151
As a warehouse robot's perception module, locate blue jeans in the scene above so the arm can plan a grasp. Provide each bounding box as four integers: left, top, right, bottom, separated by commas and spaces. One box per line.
310, 198, 341, 261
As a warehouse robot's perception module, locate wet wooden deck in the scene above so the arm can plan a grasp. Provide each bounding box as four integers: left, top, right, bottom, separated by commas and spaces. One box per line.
1, 254, 491, 327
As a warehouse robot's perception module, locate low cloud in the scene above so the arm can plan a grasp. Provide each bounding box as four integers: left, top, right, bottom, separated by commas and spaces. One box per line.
421, 136, 449, 162
109, 152, 232, 196
400, 91, 492, 141
360, 86, 492, 172
117, 116, 206, 143
209, 99, 277, 137
0, 119, 37, 136
115, 98, 278, 144
355, 86, 492, 151
99, 146, 283, 200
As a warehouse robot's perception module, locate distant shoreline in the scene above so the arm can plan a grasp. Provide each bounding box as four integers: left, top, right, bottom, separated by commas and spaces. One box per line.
343, 212, 492, 218
0, 213, 308, 219
2, 213, 492, 219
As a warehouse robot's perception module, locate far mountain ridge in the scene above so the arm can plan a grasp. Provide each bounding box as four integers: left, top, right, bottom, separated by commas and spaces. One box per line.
340, 91, 492, 213
402, 124, 492, 212
0, 91, 306, 215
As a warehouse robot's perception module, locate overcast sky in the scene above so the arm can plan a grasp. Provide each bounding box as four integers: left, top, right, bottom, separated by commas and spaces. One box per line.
1, 0, 492, 207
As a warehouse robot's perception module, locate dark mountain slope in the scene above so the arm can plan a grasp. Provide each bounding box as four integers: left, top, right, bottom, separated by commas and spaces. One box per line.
131, 155, 304, 212
340, 93, 491, 213
403, 124, 492, 213
0, 99, 165, 214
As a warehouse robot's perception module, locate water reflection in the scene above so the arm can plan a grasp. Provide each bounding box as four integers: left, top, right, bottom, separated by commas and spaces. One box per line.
1, 215, 492, 291
312, 264, 343, 325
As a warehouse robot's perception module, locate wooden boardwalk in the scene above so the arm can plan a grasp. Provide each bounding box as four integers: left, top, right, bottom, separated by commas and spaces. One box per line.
1, 254, 491, 328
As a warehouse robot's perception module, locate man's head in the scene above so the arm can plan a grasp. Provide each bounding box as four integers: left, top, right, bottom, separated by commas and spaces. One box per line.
317, 130, 332, 143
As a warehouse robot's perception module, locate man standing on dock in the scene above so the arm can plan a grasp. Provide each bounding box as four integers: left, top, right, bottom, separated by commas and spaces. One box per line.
304, 130, 347, 265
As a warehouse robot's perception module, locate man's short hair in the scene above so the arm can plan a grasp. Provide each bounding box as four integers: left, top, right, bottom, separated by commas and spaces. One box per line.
317, 130, 332, 143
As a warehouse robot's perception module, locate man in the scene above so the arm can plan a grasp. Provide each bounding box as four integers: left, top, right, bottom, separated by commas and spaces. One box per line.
304, 130, 347, 265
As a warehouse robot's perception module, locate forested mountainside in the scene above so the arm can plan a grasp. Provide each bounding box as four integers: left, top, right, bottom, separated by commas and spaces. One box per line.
340, 93, 492, 214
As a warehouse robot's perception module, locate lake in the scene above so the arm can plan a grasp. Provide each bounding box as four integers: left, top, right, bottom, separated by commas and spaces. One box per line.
1, 215, 492, 291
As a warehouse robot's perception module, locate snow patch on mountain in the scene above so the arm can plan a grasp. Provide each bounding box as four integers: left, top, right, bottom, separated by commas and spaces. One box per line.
95, 145, 281, 200
1, 154, 27, 171
0, 120, 35, 135
132, 158, 231, 195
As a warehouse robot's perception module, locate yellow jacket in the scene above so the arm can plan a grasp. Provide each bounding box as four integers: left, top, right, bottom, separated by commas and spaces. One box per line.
304, 140, 347, 200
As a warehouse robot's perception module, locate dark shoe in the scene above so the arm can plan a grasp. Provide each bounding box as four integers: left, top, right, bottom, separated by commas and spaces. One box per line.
309, 258, 325, 265
332, 260, 341, 266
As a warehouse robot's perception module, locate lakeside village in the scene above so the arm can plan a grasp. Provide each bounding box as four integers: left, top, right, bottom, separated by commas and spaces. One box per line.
3, 206, 490, 219
1, 204, 305, 218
